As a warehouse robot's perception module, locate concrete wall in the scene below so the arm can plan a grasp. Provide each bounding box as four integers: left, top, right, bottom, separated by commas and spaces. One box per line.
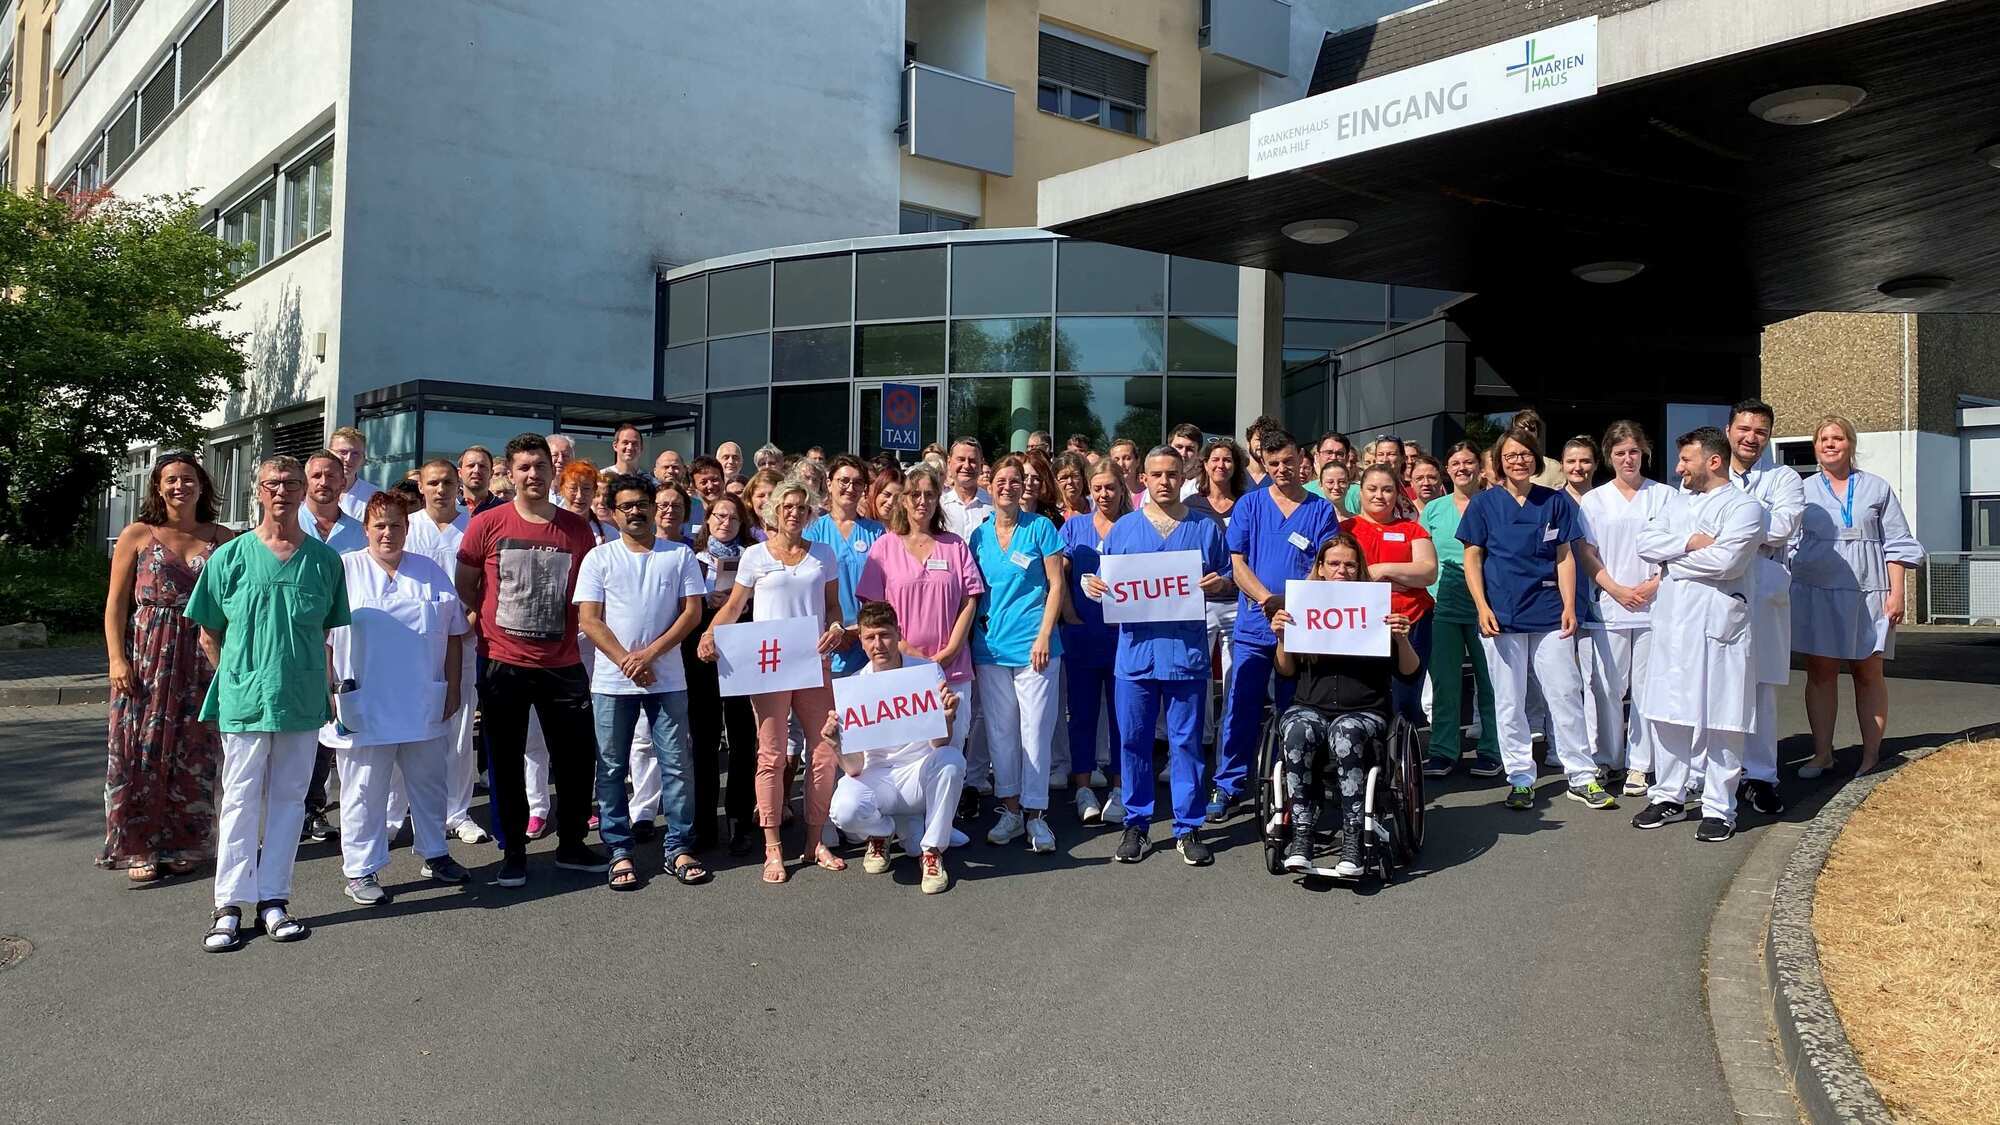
337, 0, 904, 414
1915, 314, 2000, 436
48, 0, 198, 170
1761, 311, 1911, 435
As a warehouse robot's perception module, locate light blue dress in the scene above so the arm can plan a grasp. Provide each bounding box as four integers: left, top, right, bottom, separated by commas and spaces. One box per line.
1790, 469, 1924, 659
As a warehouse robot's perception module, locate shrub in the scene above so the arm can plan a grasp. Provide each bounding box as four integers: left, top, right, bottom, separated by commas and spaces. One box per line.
0, 546, 111, 634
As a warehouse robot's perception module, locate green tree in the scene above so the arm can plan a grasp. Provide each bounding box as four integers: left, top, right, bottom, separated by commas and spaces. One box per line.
0, 189, 245, 547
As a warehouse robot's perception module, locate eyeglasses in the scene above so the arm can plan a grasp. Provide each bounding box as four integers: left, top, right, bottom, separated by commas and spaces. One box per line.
1501, 451, 1537, 463
614, 500, 655, 513
258, 479, 305, 494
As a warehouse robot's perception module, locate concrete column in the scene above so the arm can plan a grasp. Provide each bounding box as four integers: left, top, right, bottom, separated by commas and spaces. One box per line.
1235, 267, 1284, 440
1008, 377, 1039, 451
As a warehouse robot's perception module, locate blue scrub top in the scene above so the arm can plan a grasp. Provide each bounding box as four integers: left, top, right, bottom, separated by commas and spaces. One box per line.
803, 512, 886, 675
1105, 510, 1230, 682
1225, 486, 1341, 647
1454, 485, 1585, 633
969, 512, 1065, 667
1058, 514, 1117, 668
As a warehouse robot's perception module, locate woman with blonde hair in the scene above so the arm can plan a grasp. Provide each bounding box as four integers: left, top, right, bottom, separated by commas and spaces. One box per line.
1791, 416, 1924, 776
744, 468, 785, 540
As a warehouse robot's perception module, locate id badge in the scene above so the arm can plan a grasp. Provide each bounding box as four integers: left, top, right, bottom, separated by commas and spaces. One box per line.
1836, 527, 1864, 542
1542, 526, 1558, 542
1287, 531, 1311, 552
924, 557, 950, 572
1383, 531, 1406, 543
1009, 550, 1033, 569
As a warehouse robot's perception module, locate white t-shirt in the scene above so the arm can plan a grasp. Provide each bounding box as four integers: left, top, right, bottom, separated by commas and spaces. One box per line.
854, 658, 951, 772
572, 537, 707, 695
322, 550, 469, 748
939, 487, 993, 540
404, 510, 469, 578
1578, 478, 1673, 629
337, 478, 381, 523
735, 540, 838, 626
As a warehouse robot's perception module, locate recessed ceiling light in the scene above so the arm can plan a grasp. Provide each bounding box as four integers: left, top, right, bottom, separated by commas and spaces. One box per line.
1878, 275, 1952, 300
1978, 142, 2000, 169
1281, 218, 1360, 245
1572, 261, 1645, 284
1749, 85, 1866, 125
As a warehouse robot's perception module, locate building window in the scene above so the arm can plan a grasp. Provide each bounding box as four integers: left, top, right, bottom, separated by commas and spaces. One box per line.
38, 20, 50, 119
283, 144, 333, 248
899, 205, 973, 234
1967, 496, 2000, 550
222, 183, 276, 274
1037, 27, 1147, 137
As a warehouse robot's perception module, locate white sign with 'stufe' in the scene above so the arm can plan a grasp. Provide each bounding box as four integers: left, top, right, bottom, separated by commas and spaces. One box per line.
1281, 580, 1392, 657
1097, 550, 1207, 624
832, 662, 950, 754
1247, 17, 1598, 179
714, 617, 825, 697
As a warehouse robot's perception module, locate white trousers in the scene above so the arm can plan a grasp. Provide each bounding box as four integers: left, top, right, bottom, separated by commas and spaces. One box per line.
524, 712, 552, 817
336, 739, 450, 878
1202, 601, 1237, 747
386, 650, 481, 831
1649, 722, 1743, 824
830, 748, 967, 853
1481, 631, 1594, 788
1583, 627, 1655, 774
214, 731, 319, 909
976, 659, 1062, 810
629, 721, 662, 822
1745, 682, 1779, 784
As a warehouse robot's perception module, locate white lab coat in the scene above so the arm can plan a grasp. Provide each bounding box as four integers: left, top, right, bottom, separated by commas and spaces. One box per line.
1733, 466, 1804, 686
1636, 486, 1766, 734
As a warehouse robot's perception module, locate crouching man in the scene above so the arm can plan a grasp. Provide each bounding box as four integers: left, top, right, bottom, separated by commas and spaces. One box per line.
825, 600, 965, 894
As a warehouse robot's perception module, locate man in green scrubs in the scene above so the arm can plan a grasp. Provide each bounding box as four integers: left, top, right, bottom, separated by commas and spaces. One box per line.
185, 454, 350, 952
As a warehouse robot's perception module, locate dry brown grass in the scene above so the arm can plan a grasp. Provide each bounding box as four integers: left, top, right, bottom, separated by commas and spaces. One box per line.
1815, 740, 2000, 1124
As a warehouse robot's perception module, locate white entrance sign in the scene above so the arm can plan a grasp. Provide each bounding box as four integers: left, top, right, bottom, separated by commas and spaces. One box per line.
1098, 550, 1206, 624
1248, 17, 1598, 179
715, 617, 825, 697
832, 662, 949, 754
1281, 580, 1391, 657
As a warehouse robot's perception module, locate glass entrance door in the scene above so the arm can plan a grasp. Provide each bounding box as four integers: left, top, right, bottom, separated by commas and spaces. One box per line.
855, 380, 944, 464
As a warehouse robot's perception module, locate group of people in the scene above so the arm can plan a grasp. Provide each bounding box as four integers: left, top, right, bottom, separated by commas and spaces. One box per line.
94, 402, 1923, 949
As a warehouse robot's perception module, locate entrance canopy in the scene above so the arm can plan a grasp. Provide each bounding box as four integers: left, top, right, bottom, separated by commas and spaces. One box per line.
1040, 0, 2000, 323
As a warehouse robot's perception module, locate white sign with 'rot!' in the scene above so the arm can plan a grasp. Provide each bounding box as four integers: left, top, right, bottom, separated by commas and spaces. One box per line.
1097, 550, 1206, 624
832, 662, 949, 754
1281, 579, 1391, 657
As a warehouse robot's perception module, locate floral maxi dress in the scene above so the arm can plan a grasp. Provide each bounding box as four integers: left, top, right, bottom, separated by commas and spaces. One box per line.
97, 532, 220, 868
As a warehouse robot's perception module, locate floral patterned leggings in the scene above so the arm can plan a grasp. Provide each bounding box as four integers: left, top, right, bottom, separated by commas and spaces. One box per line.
1275, 706, 1388, 837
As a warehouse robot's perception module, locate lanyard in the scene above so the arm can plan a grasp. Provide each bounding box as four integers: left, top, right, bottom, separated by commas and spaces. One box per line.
1819, 472, 1856, 529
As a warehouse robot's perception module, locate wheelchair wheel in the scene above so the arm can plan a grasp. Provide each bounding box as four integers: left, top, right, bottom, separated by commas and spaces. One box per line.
1390, 718, 1425, 865
1255, 714, 1288, 875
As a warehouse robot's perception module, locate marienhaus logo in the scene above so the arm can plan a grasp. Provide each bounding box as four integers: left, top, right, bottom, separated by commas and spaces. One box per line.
1505, 37, 1588, 94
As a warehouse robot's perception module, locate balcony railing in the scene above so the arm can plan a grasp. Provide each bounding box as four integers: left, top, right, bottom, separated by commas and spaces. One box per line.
898, 62, 1014, 178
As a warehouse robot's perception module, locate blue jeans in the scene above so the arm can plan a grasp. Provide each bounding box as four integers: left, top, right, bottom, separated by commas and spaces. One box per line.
1115, 679, 1206, 837
1214, 641, 1296, 799
591, 691, 695, 861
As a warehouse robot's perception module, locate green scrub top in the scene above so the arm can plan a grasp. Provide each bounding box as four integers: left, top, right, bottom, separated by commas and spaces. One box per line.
184, 533, 351, 733
1419, 493, 1479, 624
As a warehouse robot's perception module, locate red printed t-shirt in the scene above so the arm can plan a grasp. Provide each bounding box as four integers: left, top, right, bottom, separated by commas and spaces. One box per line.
1342, 515, 1435, 621
458, 503, 599, 668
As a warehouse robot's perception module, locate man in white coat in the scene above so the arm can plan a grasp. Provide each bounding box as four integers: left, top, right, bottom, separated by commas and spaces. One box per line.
1632, 427, 1768, 842
1725, 400, 1803, 817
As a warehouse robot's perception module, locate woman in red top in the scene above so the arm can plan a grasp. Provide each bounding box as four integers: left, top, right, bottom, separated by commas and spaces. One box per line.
1342, 465, 1440, 725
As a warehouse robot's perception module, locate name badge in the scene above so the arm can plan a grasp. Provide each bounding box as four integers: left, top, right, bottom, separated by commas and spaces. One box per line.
924, 557, 949, 572
1287, 532, 1311, 551
852, 537, 869, 553
1836, 527, 1864, 542
1542, 526, 1558, 542
1382, 531, 1406, 542
1009, 550, 1033, 569
1541, 579, 1557, 588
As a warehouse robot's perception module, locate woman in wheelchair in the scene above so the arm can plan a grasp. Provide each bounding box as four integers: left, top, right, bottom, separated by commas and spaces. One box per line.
1271, 533, 1419, 876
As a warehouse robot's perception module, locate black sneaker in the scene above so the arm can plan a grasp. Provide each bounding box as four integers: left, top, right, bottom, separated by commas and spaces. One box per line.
957, 786, 982, 822
1282, 832, 1314, 872
301, 811, 336, 842
1631, 801, 1687, 830
421, 855, 471, 885
1694, 817, 1735, 843
1203, 788, 1234, 824
727, 823, 756, 856
1176, 831, 1214, 866
1114, 826, 1149, 863
1333, 826, 1364, 877
555, 844, 611, 873
1741, 779, 1786, 816
491, 855, 528, 887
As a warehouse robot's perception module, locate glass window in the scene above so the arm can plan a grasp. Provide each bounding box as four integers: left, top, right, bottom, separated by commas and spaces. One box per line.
1169, 256, 1238, 314
933, 213, 971, 232
666, 276, 707, 346
421, 408, 555, 468
1284, 318, 1382, 355
856, 247, 946, 320
774, 255, 852, 327
357, 408, 417, 486
1391, 285, 1458, 321
1166, 377, 1234, 442
311, 148, 334, 237
1106, 103, 1137, 135
706, 389, 768, 453
1055, 375, 1162, 451
707, 263, 771, 336
1070, 91, 1101, 124
772, 326, 850, 382
706, 332, 770, 389
1058, 242, 1164, 313
283, 146, 333, 248
772, 383, 851, 459
949, 377, 1050, 459
859, 384, 941, 463
1037, 82, 1060, 113
662, 342, 704, 395
1167, 317, 1235, 373
899, 207, 930, 235
1284, 275, 1388, 322
950, 317, 1050, 373
1055, 316, 1164, 373
857, 321, 945, 378
950, 240, 1052, 316
222, 185, 275, 275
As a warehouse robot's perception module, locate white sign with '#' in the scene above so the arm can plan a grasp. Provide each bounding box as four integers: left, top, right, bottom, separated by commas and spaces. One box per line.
1098, 550, 1206, 625
832, 662, 950, 754
715, 617, 825, 697
1281, 580, 1391, 657
1248, 17, 1597, 179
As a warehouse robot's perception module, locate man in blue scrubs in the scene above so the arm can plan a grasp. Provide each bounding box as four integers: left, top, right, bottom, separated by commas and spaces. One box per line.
1213, 429, 1341, 821
1086, 448, 1232, 866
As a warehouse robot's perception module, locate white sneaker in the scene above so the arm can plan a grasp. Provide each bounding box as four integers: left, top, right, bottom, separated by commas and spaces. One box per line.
1621, 771, 1650, 797
1089, 770, 1108, 788
1027, 816, 1056, 853
452, 820, 490, 845
1049, 773, 1070, 790
1101, 788, 1127, 825
1332, 859, 1365, 878
987, 807, 1025, 845
1074, 787, 1102, 824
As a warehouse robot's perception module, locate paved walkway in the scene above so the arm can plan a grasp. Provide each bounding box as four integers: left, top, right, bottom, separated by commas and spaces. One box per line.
3, 668, 1996, 1124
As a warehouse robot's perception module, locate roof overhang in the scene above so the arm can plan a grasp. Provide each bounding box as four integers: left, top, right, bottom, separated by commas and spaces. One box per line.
1040, 0, 2000, 320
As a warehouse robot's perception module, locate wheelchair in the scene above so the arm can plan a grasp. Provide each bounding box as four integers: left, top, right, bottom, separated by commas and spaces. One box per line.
1254, 707, 1425, 882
